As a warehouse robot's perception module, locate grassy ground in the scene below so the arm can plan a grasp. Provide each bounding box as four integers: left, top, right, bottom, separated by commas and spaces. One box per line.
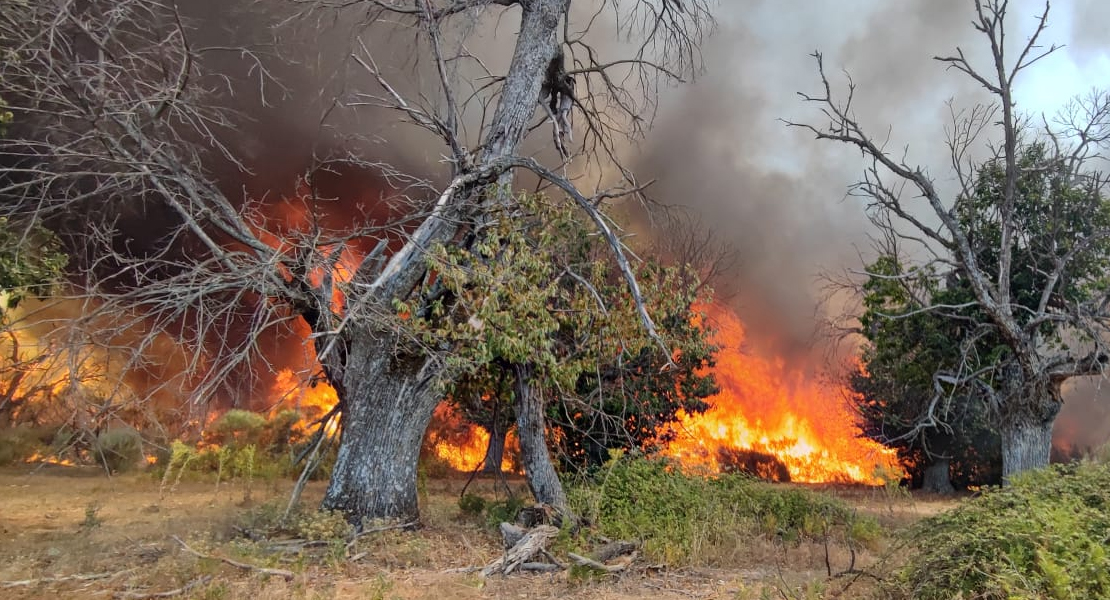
0, 465, 957, 600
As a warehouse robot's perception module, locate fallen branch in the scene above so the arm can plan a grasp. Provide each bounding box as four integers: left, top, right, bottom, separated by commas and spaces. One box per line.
114, 575, 213, 599
172, 536, 294, 581
482, 525, 559, 576
568, 550, 638, 573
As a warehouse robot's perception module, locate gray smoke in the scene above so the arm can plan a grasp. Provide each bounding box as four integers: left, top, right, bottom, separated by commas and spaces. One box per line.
635, 0, 1110, 448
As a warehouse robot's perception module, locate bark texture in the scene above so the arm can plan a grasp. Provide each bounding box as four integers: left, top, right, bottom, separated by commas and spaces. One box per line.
320, 333, 441, 523
318, 0, 569, 524
920, 457, 955, 494
512, 363, 567, 511
1000, 411, 1055, 484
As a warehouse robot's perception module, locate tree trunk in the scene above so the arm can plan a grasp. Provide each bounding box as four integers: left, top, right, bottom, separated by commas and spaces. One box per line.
999, 376, 1061, 484
482, 424, 508, 474
1000, 414, 1055, 484
512, 363, 567, 511
920, 457, 955, 494
321, 335, 442, 525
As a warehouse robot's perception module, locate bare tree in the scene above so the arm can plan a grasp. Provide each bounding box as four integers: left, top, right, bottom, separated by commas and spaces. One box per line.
1, 0, 713, 522
791, 0, 1110, 480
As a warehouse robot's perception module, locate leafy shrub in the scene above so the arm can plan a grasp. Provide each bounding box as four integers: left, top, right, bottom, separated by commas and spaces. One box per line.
485, 496, 528, 529
458, 493, 487, 516
95, 428, 143, 472
208, 409, 268, 448
567, 454, 876, 565
0, 424, 47, 465
295, 509, 354, 541
902, 461, 1110, 600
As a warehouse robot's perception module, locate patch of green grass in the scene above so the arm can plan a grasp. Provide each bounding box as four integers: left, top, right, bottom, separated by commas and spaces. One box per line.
566, 454, 878, 566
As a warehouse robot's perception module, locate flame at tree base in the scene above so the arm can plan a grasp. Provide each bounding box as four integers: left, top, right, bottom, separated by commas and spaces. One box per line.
661, 306, 899, 484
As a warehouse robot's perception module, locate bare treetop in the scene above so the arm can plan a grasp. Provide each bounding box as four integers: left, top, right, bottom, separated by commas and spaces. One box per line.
791, 0, 1110, 479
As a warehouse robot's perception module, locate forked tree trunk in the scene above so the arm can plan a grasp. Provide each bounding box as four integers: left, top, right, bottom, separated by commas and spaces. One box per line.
321, 336, 442, 525
512, 363, 568, 512
482, 425, 508, 474
920, 457, 954, 494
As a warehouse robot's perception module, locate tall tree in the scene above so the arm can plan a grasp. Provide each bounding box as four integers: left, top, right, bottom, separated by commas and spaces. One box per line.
851, 254, 1000, 493
793, 1, 1110, 480
0, 0, 713, 522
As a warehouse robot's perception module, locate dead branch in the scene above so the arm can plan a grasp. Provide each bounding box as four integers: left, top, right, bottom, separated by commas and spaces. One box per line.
1, 570, 133, 588
172, 536, 294, 581
567, 550, 638, 573
481, 524, 559, 576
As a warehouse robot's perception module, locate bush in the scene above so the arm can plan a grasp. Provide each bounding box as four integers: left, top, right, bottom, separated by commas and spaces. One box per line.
902, 461, 1110, 600
95, 428, 143, 472
566, 454, 876, 565
208, 409, 268, 448
0, 424, 47, 465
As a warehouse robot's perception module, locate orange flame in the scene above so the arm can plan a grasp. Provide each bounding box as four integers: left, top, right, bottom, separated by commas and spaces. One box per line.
270, 368, 340, 436
426, 403, 518, 473
661, 305, 898, 484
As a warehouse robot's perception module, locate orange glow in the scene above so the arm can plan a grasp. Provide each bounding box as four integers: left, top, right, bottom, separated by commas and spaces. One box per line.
270, 368, 340, 436
661, 304, 898, 484
24, 451, 76, 467
426, 403, 518, 473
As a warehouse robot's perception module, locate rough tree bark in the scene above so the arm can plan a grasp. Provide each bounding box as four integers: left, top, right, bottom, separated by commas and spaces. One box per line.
999, 379, 1061, 483
512, 362, 568, 513
321, 333, 441, 522
920, 458, 954, 495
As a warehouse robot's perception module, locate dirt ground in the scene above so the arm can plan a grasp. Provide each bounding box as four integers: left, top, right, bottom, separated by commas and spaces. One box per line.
0, 466, 957, 600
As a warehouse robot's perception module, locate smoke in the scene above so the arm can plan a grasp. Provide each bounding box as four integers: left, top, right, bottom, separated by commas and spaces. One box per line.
635, 0, 1110, 447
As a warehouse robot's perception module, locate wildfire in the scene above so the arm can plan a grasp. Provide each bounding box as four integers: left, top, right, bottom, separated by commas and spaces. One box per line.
23, 451, 75, 467
425, 403, 518, 473
662, 305, 899, 484
270, 368, 340, 436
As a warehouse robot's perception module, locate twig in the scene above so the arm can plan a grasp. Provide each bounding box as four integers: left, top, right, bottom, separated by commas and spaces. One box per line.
172, 536, 294, 581
1, 571, 127, 587
113, 575, 213, 599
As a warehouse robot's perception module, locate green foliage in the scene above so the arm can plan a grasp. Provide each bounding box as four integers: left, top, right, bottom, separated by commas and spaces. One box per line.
94, 428, 143, 473
457, 493, 487, 516
234, 500, 353, 542
0, 93, 12, 136
415, 193, 719, 469
853, 254, 1001, 489
902, 461, 1110, 600
207, 409, 268, 448
484, 496, 528, 529
567, 454, 877, 565
294, 509, 354, 541
0, 217, 67, 311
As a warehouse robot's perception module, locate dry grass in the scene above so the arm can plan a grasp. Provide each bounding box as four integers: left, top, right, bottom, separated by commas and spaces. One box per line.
0, 466, 955, 599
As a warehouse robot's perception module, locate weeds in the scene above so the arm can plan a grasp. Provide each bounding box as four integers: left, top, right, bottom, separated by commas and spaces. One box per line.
901, 461, 1110, 600
567, 454, 881, 566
